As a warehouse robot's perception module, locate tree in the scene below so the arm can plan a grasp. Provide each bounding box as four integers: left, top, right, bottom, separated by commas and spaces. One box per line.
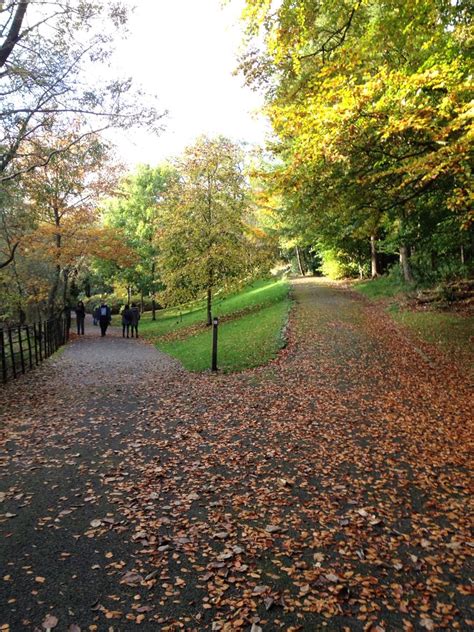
157, 136, 271, 325
0, 1, 164, 185
101, 164, 178, 319
240, 0, 473, 281
14, 130, 130, 317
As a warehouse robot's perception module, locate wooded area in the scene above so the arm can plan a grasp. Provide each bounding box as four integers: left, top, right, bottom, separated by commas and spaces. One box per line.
1, 0, 472, 324
240, 0, 473, 282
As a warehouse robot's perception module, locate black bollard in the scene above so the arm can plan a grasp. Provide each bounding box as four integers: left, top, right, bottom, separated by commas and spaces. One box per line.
211, 317, 218, 372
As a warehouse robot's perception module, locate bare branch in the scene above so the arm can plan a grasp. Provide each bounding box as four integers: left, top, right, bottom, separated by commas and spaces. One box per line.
0, 240, 19, 269
0, 0, 28, 68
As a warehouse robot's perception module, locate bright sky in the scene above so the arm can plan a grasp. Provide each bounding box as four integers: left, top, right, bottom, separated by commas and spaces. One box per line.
109, 0, 269, 166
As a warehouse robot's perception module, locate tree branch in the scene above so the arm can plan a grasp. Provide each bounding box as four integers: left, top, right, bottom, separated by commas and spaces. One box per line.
0, 240, 19, 269
0, 1, 28, 68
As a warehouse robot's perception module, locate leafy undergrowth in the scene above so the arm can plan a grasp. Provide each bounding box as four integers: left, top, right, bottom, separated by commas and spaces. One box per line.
159, 299, 290, 372
0, 277, 472, 631
142, 278, 290, 372
353, 275, 411, 300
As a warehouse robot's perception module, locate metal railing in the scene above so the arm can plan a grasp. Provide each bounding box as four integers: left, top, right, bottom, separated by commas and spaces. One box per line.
0, 314, 70, 384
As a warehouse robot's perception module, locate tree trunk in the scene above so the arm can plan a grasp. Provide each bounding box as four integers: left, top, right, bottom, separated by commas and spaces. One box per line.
295, 245, 305, 276
152, 298, 156, 321
48, 264, 61, 318
399, 244, 414, 283
0, 1, 28, 68
370, 234, 379, 278
48, 211, 61, 318
460, 244, 465, 265
358, 264, 364, 279
62, 268, 69, 310
127, 285, 132, 305
206, 287, 212, 326
140, 288, 144, 313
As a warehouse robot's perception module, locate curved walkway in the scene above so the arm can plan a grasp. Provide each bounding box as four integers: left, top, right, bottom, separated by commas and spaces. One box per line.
1, 279, 471, 631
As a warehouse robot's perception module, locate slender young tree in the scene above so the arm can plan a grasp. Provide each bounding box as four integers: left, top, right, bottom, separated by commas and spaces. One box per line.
158, 136, 260, 325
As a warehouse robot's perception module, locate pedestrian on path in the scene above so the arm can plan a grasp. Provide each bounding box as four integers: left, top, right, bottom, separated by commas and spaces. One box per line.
122, 304, 133, 338
75, 300, 86, 335
98, 302, 111, 337
93, 305, 100, 326
130, 302, 140, 338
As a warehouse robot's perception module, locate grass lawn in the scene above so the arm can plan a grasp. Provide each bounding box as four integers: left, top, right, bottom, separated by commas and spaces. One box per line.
353, 276, 473, 371
141, 278, 291, 372
159, 299, 290, 372
389, 306, 473, 369
140, 278, 289, 339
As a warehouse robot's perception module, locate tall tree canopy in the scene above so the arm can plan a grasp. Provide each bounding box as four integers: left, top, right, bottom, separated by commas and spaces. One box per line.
240, 0, 473, 280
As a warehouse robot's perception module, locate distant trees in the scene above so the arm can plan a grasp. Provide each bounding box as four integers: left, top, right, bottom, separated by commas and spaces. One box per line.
101, 164, 178, 319
0, 131, 133, 321
240, 0, 473, 281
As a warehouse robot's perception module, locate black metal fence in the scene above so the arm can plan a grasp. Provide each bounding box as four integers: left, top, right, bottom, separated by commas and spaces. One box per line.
0, 315, 70, 384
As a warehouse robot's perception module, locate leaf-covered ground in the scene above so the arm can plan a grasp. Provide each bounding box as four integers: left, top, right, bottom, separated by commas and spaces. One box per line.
1, 278, 472, 631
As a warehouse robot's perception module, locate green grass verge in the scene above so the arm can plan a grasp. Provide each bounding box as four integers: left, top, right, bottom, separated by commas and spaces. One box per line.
140, 278, 289, 340
158, 298, 290, 372
354, 276, 473, 370
354, 275, 411, 299
389, 306, 473, 368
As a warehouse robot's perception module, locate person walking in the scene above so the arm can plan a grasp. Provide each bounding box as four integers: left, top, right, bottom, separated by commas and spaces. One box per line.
121, 304, 133, 338
75, 300, 86, 335
130, 302, 140, 338
93, 305, 100, 326
98, 301, 111, 337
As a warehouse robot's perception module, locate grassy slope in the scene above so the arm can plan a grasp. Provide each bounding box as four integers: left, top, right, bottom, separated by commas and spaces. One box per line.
159, 300, 290, 372
353, 277, 473, 370
141, 279, 291, 372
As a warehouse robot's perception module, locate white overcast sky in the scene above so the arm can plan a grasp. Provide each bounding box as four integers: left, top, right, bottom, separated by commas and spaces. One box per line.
109, 0, 269, 166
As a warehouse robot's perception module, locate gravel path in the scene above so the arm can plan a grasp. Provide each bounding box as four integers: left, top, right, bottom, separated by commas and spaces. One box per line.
1, 279, 471, 631
64, 316, 182, 385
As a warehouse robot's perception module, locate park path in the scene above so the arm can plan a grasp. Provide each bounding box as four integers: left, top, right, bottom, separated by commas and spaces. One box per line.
0, 279, 472, 631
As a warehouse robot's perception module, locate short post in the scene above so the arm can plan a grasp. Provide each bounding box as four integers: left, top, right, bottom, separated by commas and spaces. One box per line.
211, 316, 218, 372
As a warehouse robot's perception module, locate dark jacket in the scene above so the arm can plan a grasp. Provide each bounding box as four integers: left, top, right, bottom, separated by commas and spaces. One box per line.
130, 306, 140, 326
98, 304, 111, 322
122, 307, 133, 325
75, 303, 86, 318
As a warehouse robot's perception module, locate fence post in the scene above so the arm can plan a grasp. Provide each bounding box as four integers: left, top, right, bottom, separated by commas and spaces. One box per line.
33, 323, 39, 365
18, 326, 25, 374
44, 321, 49, 358
26, 325, 33, 369
8, 327, 16, 379
0, 328, 7, 384
38, 321, 43, 362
